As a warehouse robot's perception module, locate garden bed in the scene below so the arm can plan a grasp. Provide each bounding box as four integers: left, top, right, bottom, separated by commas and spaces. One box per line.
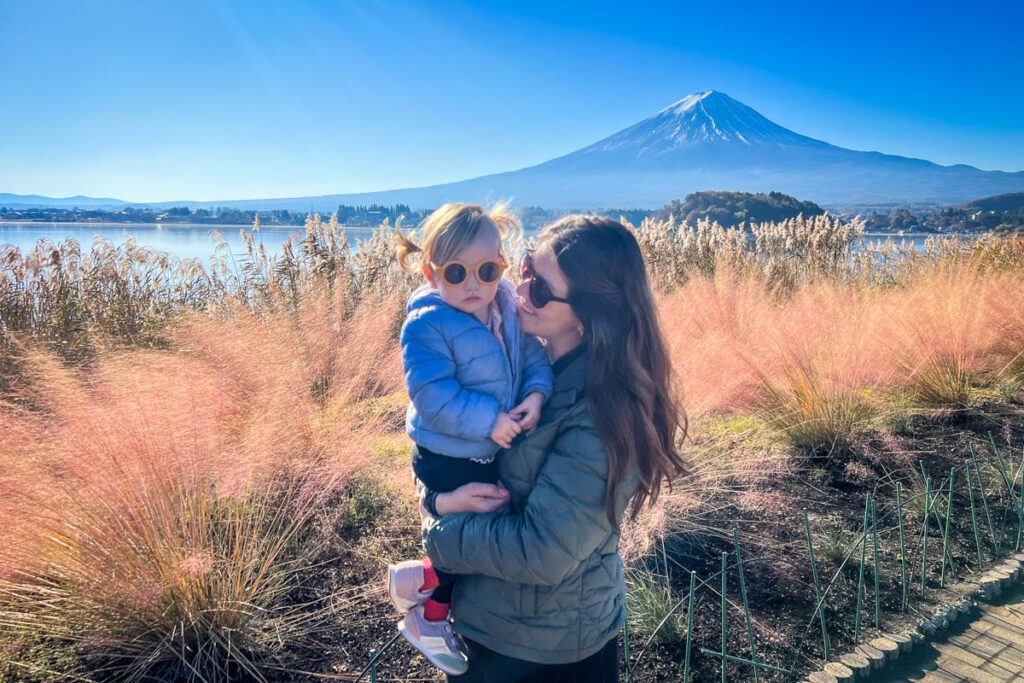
312, 396, 1024, 682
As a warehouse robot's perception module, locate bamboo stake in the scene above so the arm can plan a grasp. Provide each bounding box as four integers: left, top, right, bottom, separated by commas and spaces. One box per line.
698, 650, 793, 675
940, 467, 955, 587
721, 552, 728, 683
732, 529, 760, 683
896, 482, 908, 612
1018, 447, 1024, 553
684, 570, 696, 682
971, 444, 999, 556
921, 476, 931, 597
920, 460, 956, 571
967, 463, 984, 564
803, 508, 831, 660
855, 493, 870, 644
988, 431, 1015, 501
871, 495, 880, 628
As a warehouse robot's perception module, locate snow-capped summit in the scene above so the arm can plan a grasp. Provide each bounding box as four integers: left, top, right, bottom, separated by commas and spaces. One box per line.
577, 90, 828, 156
83, 91, 1023, 210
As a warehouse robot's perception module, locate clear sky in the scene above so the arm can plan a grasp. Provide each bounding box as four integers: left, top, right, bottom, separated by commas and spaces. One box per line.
1, 0, 1022, 202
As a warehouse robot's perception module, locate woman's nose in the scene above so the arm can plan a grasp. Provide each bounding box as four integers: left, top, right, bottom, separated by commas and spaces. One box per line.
516, 280, 529, 298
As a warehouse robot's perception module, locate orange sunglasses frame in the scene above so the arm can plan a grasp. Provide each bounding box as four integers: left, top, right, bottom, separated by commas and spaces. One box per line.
428, 256, 507, 287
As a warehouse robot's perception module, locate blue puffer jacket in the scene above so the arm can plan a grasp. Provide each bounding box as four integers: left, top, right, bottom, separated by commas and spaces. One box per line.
402, 279, 553, 460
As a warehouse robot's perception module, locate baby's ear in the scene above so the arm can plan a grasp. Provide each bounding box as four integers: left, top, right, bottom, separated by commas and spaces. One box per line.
422, 266, 438, 289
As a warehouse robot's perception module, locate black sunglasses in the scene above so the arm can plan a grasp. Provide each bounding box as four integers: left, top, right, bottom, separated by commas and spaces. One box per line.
520, 250, 571, 308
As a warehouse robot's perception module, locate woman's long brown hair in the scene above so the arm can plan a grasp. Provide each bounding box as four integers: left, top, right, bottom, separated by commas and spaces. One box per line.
540, 216, 688, 530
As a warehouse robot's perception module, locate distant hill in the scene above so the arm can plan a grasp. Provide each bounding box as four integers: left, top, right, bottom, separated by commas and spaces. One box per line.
959, 191, 1024, 214
945, 191, 1024, 231
653, 190, 824, 227
862, 190, 1024, 233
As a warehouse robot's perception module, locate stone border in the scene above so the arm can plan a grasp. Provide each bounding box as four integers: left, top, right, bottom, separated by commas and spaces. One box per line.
800, 552, 1024, 682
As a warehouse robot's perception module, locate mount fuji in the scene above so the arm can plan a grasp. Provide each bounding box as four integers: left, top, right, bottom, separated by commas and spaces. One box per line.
13, 91, 1024, 210
202, 90, 1022, 210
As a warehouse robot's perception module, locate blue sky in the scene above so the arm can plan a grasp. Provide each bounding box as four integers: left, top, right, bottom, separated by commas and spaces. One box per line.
1, 0, 1022, 202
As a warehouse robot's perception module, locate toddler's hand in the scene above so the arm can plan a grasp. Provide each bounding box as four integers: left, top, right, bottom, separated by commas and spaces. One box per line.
510, 391, 545, 431
490, 412, 523, 449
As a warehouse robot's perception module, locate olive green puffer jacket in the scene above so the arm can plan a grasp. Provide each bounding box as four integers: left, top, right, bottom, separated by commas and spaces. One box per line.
424, 347, 639, 664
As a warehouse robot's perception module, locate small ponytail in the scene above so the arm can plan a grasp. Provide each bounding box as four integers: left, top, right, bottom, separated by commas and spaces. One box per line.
395, 224, 423, 272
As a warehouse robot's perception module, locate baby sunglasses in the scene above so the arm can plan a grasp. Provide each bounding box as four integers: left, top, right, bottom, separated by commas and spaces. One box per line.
431, 256, 506, 287
520, 250, 571, 308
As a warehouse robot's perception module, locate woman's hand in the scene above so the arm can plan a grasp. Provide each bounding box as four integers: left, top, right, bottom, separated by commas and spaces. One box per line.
433, 481, 510, 515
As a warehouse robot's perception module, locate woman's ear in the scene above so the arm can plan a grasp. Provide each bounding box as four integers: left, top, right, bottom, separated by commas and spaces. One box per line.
423, 266, 438, 289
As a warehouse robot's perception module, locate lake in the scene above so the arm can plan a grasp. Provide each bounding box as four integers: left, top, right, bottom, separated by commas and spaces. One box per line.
0, 221, 379, 263
0, 221, 951, 264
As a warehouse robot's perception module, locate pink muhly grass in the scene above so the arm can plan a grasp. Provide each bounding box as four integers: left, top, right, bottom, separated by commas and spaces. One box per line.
659, 262, 1024, 451
880, 266, 999, 405
659, 271, 892, 447
0, 287, 409, 679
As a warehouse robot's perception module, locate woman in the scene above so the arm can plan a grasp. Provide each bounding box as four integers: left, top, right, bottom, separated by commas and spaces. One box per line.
421, 215, 687, 681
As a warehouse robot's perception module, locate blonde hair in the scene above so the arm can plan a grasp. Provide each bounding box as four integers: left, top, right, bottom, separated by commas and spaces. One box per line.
396, 202, 520, 273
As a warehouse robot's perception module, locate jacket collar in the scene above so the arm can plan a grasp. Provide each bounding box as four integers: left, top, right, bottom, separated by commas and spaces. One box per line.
548, 344, 587, 408
552, 343, 587, 377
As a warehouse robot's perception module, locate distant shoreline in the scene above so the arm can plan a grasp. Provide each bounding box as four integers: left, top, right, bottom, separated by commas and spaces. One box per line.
0, 220, 980, 237
0, 220, 273, 229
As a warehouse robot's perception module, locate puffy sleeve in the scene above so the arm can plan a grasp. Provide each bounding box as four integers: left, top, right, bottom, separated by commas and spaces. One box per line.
402, 314, 501, 444
424, 418, 614, 586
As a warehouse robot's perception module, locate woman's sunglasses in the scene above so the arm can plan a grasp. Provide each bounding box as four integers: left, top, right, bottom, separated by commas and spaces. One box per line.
431, 257, 506, 287
520, 250, 571, 308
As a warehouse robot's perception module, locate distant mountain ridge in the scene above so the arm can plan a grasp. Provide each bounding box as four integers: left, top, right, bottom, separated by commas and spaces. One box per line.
6, 91, 1024, 210
0, 193, 128, 209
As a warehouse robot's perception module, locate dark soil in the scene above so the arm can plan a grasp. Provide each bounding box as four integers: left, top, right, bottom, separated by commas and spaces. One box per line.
299, 396, 1024, 683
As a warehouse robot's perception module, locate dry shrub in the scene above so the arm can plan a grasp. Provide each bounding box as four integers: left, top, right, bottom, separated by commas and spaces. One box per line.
659, 270, 892, 430
659, 256, 1024, 454
0, 236, 204, 358
625, 561, 683, 645
757, 361, 876, 457
631, 213, 865, 293
0, 215, 417, 383
2, 472, 327, 682
0, 347, 331, 680
879, 265, 1021, 409
620, 427, 792, 559
0, 278, 408, 679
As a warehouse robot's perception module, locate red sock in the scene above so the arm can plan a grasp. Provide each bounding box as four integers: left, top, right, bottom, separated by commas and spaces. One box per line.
423, 598, 450, 622
419, 557, 440, 592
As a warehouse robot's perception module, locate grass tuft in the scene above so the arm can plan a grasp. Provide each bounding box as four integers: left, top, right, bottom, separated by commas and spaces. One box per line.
625, 563, 684, 645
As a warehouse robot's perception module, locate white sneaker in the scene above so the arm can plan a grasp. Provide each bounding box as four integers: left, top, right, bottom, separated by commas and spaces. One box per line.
398, 604, 469, 675
387, 559, 435, 613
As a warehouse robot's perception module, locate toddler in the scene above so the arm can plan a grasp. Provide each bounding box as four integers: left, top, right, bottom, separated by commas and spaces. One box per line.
386, 203, 552, 675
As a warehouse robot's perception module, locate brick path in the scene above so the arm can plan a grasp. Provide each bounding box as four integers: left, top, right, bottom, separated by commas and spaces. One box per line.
887, 584, 1024, 682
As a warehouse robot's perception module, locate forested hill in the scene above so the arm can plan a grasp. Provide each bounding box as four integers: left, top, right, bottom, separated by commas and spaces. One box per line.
653, 190, 824, 228
960, 191, 1024, 214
